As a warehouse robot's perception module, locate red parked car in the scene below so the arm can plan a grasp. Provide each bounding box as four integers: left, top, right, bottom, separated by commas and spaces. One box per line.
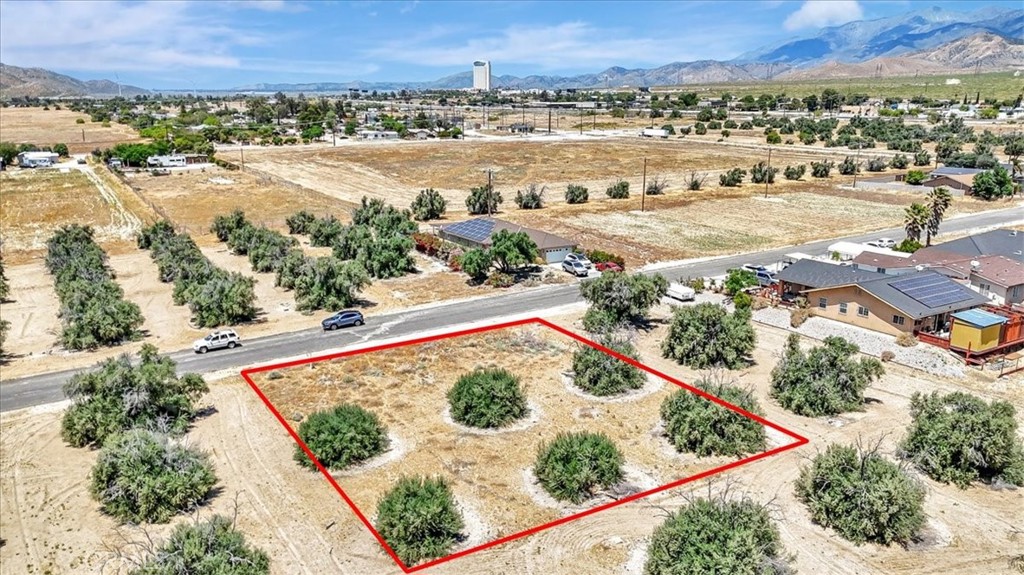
595, 262, 623, 272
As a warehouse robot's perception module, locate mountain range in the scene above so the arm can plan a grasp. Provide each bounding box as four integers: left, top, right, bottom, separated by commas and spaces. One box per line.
1, 6, 1021, 97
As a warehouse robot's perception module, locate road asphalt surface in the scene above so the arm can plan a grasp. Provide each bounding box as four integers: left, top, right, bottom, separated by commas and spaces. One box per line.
2, 206, 1021, 412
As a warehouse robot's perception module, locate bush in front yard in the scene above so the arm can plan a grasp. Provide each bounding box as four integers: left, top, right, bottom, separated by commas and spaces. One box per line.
770, 334, 884, 417
447, 368, 528, 428
661, 372, 766, 457
131, 514, 270, 574
534, 432, 624, 503
294, 404, 390, 470
374, 475, 465, 566
90, 429, 217, 523
572, 337, 646, 396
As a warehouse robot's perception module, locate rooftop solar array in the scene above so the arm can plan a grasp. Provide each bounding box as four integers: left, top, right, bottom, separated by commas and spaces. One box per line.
446, 219, 495, 243
890, 274, 974, 309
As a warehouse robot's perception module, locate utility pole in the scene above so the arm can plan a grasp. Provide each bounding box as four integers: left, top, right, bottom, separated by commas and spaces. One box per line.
548, 108, 552, 133
240, 146, 244, 172
641, 157, 648, 212
580, 108, 583, 135
764, 146, 771, 198
852, 142, 861, 188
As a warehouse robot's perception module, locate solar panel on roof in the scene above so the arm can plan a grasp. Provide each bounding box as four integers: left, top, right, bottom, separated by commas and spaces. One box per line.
891, 274, 973, 308
449, 219, 494, 242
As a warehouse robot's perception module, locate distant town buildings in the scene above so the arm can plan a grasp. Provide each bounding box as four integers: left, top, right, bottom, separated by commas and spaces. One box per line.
473, 60, 492, 91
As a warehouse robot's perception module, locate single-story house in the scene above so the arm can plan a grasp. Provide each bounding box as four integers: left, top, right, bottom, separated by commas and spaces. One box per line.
941, 255, 1024, 305
357, 130, 399, 140
438, 217, 576, 264
827, 241, 908, 262
17, 151, 59, 167
803, 270, 988, 336
916, 228, 1024, 263
922, 173, 974, 195
929, 166, 985, 178
506, 123, 534, 134
147, 154, 187, 168
775, 259, 885, 297
852, 248, 969, 276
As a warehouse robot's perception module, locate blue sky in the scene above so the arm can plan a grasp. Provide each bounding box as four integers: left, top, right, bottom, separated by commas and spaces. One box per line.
0, 0, 1017, 89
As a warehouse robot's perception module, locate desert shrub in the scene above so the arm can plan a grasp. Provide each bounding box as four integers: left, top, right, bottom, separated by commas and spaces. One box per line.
838, 156, 860, 175
913, 150, 932, 166
694, 122, 707, 135
880, 350, 896, 362
905, 169, 926, 185
466, 184, 502, 214
292, 257, 370, 312
895, 332, 918, 347
76, 117, 86, 124
572, 337, 646, 396
534, 432, 624, 503
90, 429, 216, 523
459, 248, 492, 281
724, 268, 757, 295
286, 210, 316, 234
138, 221, 257, 327
274, 249, 307, 289
565, 183, 589, 204
130, 514, 270, 574
889, 154, 909, 169
585, 249, 626, 267
514, 183, 545, 209
973, 166, 1016, 201
646, 176, 668, 195
866, 157, 888, 172
579, 271, 667, 329
661, 372, 766, 457
685, 276, 705, 292
294, 404, 389, 470
53, 143, 69, 157
719, 168, 746, 187
46, 225, 144, 349
783, 164, 806, 181
750, 161, 778, 184
0, 251, 8, 302
708, 121, 722, 130
894, 238, 922, 253
790, 307, 814, 327
732, 291, 753, 310
810, 160, 834, 178
645, 495, 789, 575
61, 344, 208, 448
901, 391, 1024, 487
374, 475, 464, 566
662, 303, 755, 370
770, 334, 884, 417
486, 270, 515, 288
411, 188, 447, 220
796, 443, 925, 545
331, 198, 417, 279
210, 209, 247, 242
684, 170, 708, 190
606, 179, 630, 199
308, 215, 345, 246
447, 368, 528, 428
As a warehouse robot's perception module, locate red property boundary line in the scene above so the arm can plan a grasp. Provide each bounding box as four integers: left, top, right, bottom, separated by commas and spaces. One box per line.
239, 317, 809, 573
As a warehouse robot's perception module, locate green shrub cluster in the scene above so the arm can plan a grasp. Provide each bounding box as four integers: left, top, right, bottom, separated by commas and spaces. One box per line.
901, 391, 1024, 487
466, 184, 503, 214
295, 404, 390, 470
796, 443, 925, 545
138, 221, 257, 327
374, 475, 465, 566
579, 271, 667, 331
411, 188, 447, 220
45, 225, 144, 349
770, 334, 883, 417
662, 303, 756, 369
90, 429, 217, 523
719, 168, 746, 187
61, 344, 208, 448
534, 432, 624, 503
838, 156, 860, 175
783, 164, 806, 181
572, 338, 646, 396
213, 209, 299, 272
565, 184, 589, 204
661, 373, 766, 457
605, 180, 630, 199
750, 161, 778, 184
810, 160, 834, 178
515, 184, 545, 209
285, 209, 316, 235
331, 197, 417, 279
130, 515, 270, 574
645, 496, 789, 575
448, 368, 528, 428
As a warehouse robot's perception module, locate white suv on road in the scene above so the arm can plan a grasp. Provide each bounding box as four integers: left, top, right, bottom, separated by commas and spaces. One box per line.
192, 329, 241, 354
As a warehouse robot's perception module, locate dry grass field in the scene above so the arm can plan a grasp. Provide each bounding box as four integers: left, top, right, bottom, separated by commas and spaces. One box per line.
0, 107, 142, 155
2, 313, 1021, 575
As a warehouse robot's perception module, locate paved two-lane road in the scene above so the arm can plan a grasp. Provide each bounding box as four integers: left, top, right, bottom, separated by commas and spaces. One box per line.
3, 206, 1021, 412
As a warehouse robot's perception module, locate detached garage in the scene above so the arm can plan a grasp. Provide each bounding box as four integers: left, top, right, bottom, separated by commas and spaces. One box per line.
439, 217, 577, 264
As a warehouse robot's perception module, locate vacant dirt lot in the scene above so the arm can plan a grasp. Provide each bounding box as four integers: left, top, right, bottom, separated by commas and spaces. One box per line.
2, 311, 1021, 575
0, 167, 149, 264
0, 107, 142, 154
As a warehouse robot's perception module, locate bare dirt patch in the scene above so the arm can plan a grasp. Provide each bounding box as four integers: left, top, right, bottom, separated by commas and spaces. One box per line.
0, 107, 142, 154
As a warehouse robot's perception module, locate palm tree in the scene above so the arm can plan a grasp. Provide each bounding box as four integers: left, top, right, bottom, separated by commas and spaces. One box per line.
924, 187, 953, 246
904, 203, 929, 245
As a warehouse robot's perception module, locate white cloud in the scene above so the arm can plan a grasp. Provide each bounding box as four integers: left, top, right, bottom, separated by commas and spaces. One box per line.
0, 1, 263, 73
362, 21, 751, 70
783, 0, 863, 31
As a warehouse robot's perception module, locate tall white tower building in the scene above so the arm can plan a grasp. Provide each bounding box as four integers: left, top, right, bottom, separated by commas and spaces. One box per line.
473, 60, 491, 91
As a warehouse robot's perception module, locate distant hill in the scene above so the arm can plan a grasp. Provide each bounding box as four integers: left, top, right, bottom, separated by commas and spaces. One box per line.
0, 63, 149, 98
779, 33, 1024, 80
736, 6, 1023, 66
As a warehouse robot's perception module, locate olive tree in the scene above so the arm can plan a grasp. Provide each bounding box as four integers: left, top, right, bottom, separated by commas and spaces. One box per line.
579, 271, 668, 331
662, 303, 755, 369
645, 495, 790, 575
489, 230, 537, 273
294, 403, 390, 470
447, 368, 528, 428
286, 210, 316, 235
661, 372, 766, 457
534, 432, 624, 503
374, 475, 465, 566
796, 442, 925, 545
572, 337, 646, 396
90, 429, 217, 523
130, 515, 270, 574
411, 188, 447, 221
770, 334, 884, 417
900, 391, 1024, 487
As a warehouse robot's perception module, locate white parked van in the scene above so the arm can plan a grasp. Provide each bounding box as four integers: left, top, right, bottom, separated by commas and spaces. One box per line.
666, 283, 696, 302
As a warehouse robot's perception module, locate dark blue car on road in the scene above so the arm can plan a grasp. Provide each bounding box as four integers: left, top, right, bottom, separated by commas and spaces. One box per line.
321, 310, 365, 330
